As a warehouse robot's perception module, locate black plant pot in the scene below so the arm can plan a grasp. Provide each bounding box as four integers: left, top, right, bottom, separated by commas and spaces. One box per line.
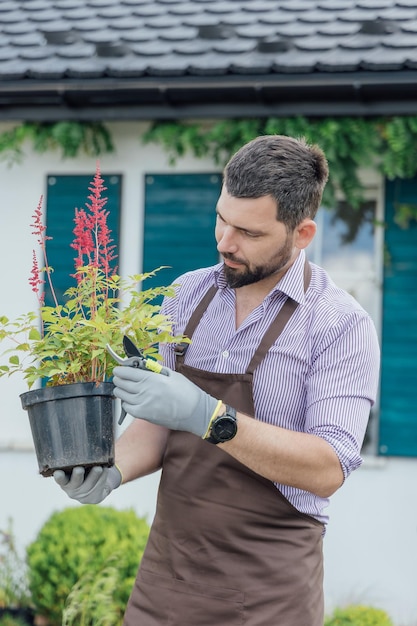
0, 607, 35, 624
20, 382, 115, 477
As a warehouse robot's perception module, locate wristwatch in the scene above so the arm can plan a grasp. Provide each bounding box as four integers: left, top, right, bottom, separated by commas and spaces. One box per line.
205, 405, 238, 445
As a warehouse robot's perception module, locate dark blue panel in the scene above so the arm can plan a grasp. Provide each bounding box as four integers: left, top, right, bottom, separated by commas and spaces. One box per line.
379, 177, 417, 456
143, 173, 221, 289
45, 174, 121, 306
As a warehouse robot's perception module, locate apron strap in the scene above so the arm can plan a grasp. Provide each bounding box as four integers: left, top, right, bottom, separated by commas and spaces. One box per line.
175, 285, 218, 359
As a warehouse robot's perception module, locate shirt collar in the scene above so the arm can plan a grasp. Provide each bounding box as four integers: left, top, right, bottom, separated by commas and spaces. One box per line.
214, 250, 307, 305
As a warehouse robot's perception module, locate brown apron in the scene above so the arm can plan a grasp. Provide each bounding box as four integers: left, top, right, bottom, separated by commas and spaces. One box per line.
124, 263, 325, 626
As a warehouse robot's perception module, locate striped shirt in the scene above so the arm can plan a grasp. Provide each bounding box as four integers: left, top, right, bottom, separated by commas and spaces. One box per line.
159, 250, 380, 524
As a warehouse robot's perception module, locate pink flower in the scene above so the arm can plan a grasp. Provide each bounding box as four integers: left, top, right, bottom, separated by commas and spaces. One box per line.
71, 162, 117, 278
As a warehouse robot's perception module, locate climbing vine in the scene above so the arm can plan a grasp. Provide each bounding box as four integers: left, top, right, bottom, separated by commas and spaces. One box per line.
0, 121, 114, 165
143, 115, 417, 239
1, 115, 417, 237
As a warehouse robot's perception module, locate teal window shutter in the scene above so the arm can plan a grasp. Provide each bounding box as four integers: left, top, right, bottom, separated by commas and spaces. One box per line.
143, 173, 222, 289
379, 178, 417, 456
45, 174, 121, 306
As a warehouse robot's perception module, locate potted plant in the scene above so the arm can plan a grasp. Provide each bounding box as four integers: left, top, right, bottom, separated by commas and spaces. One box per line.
0, 165, 185, 477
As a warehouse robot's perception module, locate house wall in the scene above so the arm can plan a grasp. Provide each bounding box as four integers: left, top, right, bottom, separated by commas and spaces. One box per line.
1, 121, 416, 626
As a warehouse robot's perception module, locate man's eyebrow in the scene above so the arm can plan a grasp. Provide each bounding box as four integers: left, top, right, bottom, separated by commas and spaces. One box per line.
215, 207, 264, 236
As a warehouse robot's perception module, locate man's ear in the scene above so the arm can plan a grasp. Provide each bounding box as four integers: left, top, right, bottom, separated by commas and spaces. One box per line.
294, 219, 317, 250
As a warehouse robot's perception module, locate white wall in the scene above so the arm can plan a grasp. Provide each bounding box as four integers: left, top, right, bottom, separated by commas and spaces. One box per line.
1, 121, 416, 626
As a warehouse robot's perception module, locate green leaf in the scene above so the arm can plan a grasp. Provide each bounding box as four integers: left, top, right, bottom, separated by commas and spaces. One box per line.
29, 327, 41, 340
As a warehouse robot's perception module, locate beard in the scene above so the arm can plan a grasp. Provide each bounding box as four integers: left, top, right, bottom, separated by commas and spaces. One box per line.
222, 235, 294, 289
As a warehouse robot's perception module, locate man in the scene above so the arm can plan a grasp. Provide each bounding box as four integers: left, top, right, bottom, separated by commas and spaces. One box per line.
55, 135, 380, 625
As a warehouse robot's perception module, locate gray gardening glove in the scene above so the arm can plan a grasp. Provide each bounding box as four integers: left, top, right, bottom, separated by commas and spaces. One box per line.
53, 465, 122, 504
113, 365, 221, 438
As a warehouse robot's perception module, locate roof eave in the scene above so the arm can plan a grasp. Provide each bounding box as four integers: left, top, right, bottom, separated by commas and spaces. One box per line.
1, 71, 417, 121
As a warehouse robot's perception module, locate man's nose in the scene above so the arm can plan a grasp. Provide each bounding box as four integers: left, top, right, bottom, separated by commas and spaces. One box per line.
217, 226, 238, 254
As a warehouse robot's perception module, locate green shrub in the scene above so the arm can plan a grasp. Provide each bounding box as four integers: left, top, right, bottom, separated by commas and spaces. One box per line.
0, 520, 31, 611
26, 506, 150, 626
324, 605, 394, 626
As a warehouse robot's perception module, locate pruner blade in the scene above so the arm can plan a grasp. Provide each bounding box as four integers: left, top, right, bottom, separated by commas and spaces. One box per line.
106, 336, 170, 426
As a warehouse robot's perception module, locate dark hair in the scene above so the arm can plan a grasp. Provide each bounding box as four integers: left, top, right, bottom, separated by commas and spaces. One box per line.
223, 135, 329, 231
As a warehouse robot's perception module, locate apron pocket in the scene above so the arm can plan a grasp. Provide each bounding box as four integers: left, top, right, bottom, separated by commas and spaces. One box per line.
125, 569, 245, 626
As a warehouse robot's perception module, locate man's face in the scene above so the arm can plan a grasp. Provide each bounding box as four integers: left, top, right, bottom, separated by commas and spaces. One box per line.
215, 186, 296, 289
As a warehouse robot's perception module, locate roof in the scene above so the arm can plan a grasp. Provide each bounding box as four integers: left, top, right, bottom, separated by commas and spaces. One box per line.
1, 0, 417, 120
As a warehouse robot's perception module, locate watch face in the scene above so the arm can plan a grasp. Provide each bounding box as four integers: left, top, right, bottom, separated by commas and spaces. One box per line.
212, 416, 237, 442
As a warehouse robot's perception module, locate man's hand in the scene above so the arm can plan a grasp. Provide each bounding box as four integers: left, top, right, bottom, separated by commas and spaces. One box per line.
53, 465, 122, 504
112, 365, 221, 438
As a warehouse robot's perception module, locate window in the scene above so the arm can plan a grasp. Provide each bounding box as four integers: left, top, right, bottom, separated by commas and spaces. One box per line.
307, 201, 380, 454
45, 174, 121, 305
143, 173, 222, 289
379, 178, 417, 457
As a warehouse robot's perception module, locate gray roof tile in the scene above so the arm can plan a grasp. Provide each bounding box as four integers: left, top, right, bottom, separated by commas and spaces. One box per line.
119, 27, 159, 41
317, 21, 360, 35
0, 2, 20, 11
219, 12, 254, 25
340, 33, 382, 49
187, 50, 232, 74
173, 39, 213, 53
356, 0, 392, 7
231, 54, 276, 74
338, 8, 379, 21
318, 0, 353, 9
1, 0, 417, 90
235, 23, 278, 38
159, 25, 198, 40
378, 5, 417, 18
65, 57, 107, 76
258, 10, 295, 25
105, 56, 148, 76
3, 21, 36, 34
53, 0, 85, 8
295, 35, 339, 51
72, 18, 107, 32
274, 21, 320, 37
147, 55, 192, 75
130, 39, 174, 55
317, 48, 364, 71
0, 58, 28, 79
18, 46, 50, 59
0, 11, 22, 23
11, 31, 45, 45
169, 2, 201, 15
383, 33, 417, 46
361, 44, 411, 68
144, 15, 183, 27
401, 19, 417, 31
26, 57, 69, 78
272, 50, 317, 73
56, 42, 96, 57
0, 47, 18, 60
298, 9, 335, 23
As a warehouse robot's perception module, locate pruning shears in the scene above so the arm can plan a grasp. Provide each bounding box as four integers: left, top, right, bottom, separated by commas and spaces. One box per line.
106, 335, 169, 425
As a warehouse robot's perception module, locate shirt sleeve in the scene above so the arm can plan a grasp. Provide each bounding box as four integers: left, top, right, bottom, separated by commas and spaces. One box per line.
305, 312, 380, 480
158, 284, 181, 370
